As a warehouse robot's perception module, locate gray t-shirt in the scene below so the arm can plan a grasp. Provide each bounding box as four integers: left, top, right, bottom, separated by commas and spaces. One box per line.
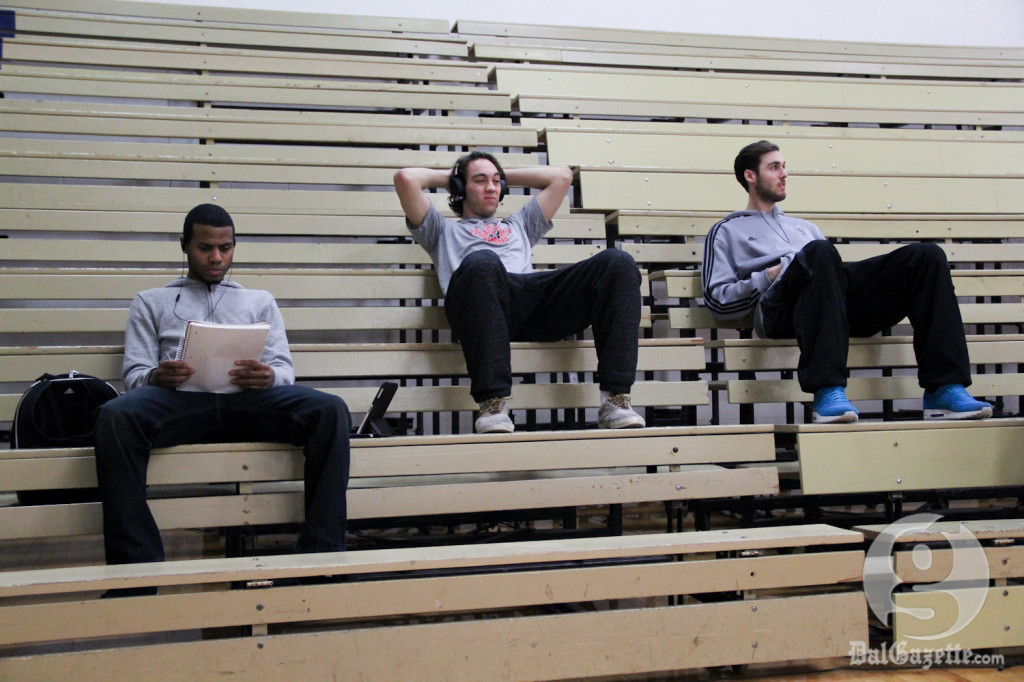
408, 197, 553, 294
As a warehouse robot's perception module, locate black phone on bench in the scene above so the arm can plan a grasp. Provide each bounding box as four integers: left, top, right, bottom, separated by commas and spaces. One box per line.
353, 381, 398, 438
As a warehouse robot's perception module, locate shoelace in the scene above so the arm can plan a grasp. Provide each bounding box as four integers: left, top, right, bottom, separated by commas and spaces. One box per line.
605, 394, 632, 409
818, 389, 848, 408
480, 397, 508, 414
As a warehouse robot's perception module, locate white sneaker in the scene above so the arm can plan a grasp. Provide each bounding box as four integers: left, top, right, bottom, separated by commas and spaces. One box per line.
475, 397, 513, 433
598, 393, 646, 429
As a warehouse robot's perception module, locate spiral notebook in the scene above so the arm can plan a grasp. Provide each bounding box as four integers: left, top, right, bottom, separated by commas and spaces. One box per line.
175, 320, 271, 393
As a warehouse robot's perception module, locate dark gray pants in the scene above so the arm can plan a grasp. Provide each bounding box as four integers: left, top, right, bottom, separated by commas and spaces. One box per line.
444, 249, 642, 402
94, 384, 351, 565
760, 240, 971, 394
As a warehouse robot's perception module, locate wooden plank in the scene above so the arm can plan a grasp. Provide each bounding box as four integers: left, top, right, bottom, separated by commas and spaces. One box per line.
0, 100, 529, 142
727, 372, 1024, 405
0, 210, 592, 238
0, 183, 418, 214
473, 41, 1024, 81
351, 466, 781, 519
618, 211, 1024, 241
2, 379, 709, 425
0, 425, 776, 490
518, 94, 1024, 127
0, 465, 780, 540
3, 307, 470, 335
895, 585, 1024, 650
581, 170, 1024, 214
792, 419, 1024, 495
857, 518, 1024, 542
720, 336, 1024, 372
11, 0, 452, 34
535, 119, 1024, 143
459, 20, 1024, 61
0, 184, 567, 217
892, 546, 1024, 582
669, 306, 749, 330
10, 11, 464, 57
547, 129, 1024, 177
0, 592, 865, 680
0, 67, 508, 112
0, 138, 538, 171
470, 33, 1024, 70
0, 239, 596, 267
0, 523, 862, 595
3, 36, 489, 83
658, 268, 1024, 300
0, 139, 546, 186
673, 303, 1024, 331
0, 551, 862, 646
0, 339, 702, 382
626, 240, 1024, 266
498, 66, 1024, 115
0, 269, 444, 300
0, 157, 429, 187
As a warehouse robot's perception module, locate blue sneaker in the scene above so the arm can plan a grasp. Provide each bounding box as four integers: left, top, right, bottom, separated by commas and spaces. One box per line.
923, 384, 992, 420
812, 386, 859, 424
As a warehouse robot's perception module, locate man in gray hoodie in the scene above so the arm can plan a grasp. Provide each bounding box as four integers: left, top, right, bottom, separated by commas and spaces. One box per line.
94, 204, 351, 583
702, 140, 991, 424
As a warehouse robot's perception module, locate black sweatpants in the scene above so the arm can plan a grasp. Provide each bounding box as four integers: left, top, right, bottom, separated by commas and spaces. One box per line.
759, 240, 971, 394
444, 249, 642, 402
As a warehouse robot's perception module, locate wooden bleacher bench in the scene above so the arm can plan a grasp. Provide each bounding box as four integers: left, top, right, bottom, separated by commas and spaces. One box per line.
460, 21, 1024, 82
470, 38, 1024, 82
0, 525, 866, 679
654, 270, 1024, 525
543, 122, 1024, 527
6, 0, 1020, 671
456, 19, 1024, 70
1, 179, 786, 550
0, 143, 781, 563
0, 65, 509, 114
5, 1, 461, 56
1, 35, 491, 84
0, 100, 530, 147
856, 518, 1024, 651
9, 0, 452, 34
497, 64, 1024, 127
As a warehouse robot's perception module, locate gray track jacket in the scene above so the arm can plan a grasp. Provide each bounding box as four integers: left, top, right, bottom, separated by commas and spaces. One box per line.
701, 207, 825, 332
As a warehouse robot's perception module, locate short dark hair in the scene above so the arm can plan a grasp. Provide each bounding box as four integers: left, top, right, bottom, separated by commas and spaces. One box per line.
734, 140, 780, 192
448, 151, 506, 215
182, 203, 235, 248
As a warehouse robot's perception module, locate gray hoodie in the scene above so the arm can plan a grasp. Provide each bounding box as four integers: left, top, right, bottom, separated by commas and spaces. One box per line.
122, 277, 294, 390
701, 206, 825, 334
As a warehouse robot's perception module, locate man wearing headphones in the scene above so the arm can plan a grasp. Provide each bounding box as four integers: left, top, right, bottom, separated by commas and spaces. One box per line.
93, 204, 351, 589
394, 152, 646, 433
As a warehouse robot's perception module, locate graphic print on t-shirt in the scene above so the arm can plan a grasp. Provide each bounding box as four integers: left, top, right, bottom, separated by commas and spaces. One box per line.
470, 222, 511, 245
